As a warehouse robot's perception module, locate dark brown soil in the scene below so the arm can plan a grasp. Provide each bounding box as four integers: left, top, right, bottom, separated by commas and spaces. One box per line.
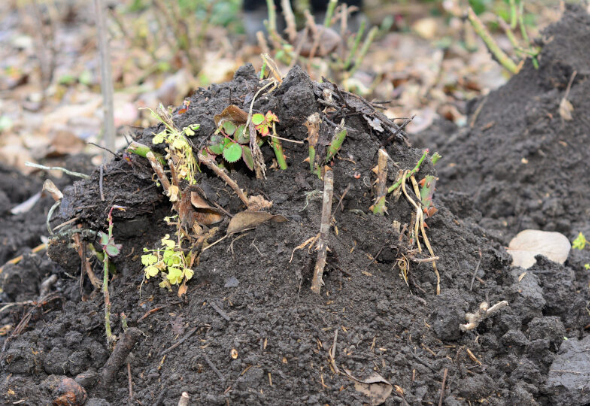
1, 7, 589, 406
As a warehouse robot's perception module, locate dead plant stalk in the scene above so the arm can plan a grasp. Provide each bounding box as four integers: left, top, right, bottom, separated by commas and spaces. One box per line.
311, 169, 334, 294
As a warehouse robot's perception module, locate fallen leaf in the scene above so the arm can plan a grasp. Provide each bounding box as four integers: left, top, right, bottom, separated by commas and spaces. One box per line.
42, 179, 63, 202
189, 191, 224, 225
507, 230, 571, 269
559, 98, 573, 121
214, 105, 248, 127
343, 369, 393, 405
227, 211, 287, 235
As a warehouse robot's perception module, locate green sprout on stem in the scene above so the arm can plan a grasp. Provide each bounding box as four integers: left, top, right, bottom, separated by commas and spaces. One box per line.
325, 120, 348, 163
97, 205, 126, 347
573, 232, 587, 250
141, 234, 194, 291
252, 111, 287, 170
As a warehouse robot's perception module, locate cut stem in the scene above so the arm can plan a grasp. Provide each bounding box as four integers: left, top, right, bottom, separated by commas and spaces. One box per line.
325, 120, 347, 163
467, 7, 518, 74
271, 123, 287, 170
371, 149, 389, 215
311, 168, 334, 294
127, 142, 166, 166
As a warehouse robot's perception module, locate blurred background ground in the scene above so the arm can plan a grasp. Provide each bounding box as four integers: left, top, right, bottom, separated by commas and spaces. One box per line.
0, 0, 564, 176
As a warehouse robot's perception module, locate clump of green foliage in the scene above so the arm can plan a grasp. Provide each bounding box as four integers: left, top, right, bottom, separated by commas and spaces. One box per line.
144, 105, 200, 183
141, 233, 194, 289
573, 232, 587, 250
206, 121, 254, 168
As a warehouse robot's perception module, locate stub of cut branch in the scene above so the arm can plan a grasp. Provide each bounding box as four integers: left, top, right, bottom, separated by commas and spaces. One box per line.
146, 151, 171, 192
370, 149, 389, 215
460, 300, 509, 332
311, 168, 334, 294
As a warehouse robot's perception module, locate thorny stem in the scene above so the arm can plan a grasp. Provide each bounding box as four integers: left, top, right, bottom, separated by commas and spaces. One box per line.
467, 8, 518, 74
387, 149, 429, 194
311, 168, 334, 294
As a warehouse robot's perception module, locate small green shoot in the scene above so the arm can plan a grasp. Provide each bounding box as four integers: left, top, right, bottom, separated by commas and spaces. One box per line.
573, 232, 587, 250
584, 264, 589, 270
98, 205, 126, 347
141, 234, 194, 291
325, 120, 348, 163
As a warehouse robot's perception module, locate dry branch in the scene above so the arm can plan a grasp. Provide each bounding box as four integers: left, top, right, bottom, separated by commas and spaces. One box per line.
311, 169, 334, 294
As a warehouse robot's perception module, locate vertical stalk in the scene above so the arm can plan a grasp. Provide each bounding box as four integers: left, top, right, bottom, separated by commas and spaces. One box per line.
94, 0, 116, 159
311, 168, 334, 294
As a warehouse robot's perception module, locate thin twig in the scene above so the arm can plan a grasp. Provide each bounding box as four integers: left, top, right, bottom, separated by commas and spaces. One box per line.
209, 301, 230, 321
25, 162, 90, 179
438, 368, 448, 406
203, 353, 225, 382
200, 154, 249, 207
128, 363, 133, 401
94, 0, 116, 157
99, 164, 105, 201
161, 327, 198, 356
281, 0, 297, 42
311, 169, 334, 294
469, 249, 483, 291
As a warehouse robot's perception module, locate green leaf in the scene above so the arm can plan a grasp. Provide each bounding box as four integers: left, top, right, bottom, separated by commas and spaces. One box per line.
145, 265, 159, 278
161, 235, 176, 249
234, 125, 249, 144
141, 254, 158, 266
153, 132, 166, 144
167, 268, 184, 285
184, 268, 194, 280
573, 232, 587, 250
172, 138, 186, 150
223, 142, 242, 163
105, 243, 121, 257
184, 127, 195, 136
252, 113, 265, 125
242, 147, 254, 171
208, 135, 225, 155
223, 121, 236, 135
190, 124, 200, 131
98, 232, 109, 246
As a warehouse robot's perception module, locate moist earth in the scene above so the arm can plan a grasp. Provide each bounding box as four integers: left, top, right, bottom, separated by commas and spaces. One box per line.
1, 7, 590, 406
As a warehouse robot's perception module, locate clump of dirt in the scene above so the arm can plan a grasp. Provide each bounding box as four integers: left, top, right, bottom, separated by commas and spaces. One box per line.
1, 9, 589, 406
417, 5, 590, 245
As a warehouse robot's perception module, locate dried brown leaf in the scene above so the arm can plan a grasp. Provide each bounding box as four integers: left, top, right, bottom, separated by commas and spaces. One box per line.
559, 98, 573, 121
507, 230, 571, 269
214, 105, 249, 127
343, 369, 393, 405
227, 211, 287, 235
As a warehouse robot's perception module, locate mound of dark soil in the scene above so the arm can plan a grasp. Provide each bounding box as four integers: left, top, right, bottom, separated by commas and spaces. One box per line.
417, 6, 590, 245
1, 9, 589, 406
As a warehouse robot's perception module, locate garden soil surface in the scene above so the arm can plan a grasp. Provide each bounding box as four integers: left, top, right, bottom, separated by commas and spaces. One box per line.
1, 7, 590, 406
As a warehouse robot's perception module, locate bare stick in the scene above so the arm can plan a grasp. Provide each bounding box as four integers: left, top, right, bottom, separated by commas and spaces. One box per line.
178, 392, 189, 406
101, 327, 142, 385
203, 353, 225, 382
128, 363, 133, 401
209, 301, 230, 321
438, 368, 448, 406
311, 169, 334, 294
469, 249, 482, 291
73, 234, 102, 289
281, 0, 297, 43
199, 154, 249, 207
161, 327, 198, 356
94, 0, 116, 158
460, 301, 509, 331
371, 149, 389, 215
25, 162, 89, 179
146, 152, 171, 192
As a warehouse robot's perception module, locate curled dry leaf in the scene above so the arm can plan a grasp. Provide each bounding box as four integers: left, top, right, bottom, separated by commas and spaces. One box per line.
343, 369, 393, 406
213, 105, 248, 127
42, 179, 63, 202
227, 211, 287, 235
507, 229, 571, 269
247, 195, 273, 211
559, 98, 573, 121
190, 191, 224, 225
